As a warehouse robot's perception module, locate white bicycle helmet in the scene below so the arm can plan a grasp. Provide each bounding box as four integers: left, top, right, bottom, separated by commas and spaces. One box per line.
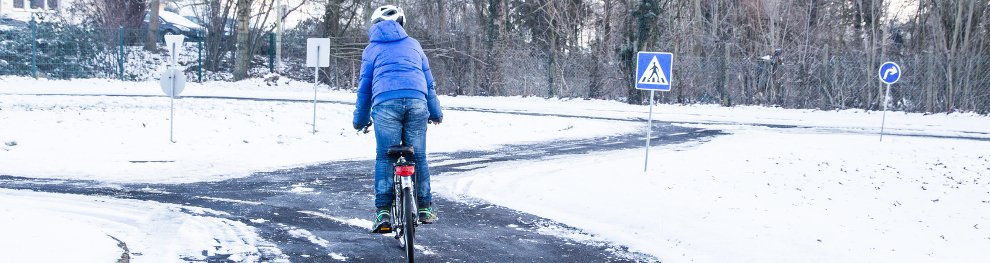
371, 5, 405, 26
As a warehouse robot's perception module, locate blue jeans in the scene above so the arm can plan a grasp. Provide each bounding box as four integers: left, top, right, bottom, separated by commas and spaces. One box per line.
372, 98, 432, 208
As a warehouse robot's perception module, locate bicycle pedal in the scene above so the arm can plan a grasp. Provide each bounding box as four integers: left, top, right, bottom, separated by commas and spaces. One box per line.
371, 223, 393, 234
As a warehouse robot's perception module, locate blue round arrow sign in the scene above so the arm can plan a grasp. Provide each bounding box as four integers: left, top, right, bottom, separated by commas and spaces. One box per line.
878, 62, 901, 85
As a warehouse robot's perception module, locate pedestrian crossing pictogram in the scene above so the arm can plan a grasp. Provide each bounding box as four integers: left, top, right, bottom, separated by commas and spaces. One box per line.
638, 56, 669, 85
635, 52, 672, 91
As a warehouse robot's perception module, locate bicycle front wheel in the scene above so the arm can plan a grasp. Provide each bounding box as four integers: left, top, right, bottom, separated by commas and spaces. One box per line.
402, 187, 416, 262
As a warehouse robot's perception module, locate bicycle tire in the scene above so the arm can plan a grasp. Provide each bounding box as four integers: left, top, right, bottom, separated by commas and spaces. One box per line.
402, 187, 416, 262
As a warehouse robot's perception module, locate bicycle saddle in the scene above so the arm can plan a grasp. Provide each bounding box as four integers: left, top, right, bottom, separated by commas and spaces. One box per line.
387, 145, 415, 157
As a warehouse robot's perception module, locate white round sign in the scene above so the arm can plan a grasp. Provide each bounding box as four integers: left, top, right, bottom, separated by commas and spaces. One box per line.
160, 68, 186, 98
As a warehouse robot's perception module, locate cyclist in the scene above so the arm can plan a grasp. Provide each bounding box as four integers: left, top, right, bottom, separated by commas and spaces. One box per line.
352, 5, 443, 233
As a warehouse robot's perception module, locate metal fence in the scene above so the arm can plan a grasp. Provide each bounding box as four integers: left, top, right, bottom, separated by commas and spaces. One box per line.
0, 18, 278, 81
1, 18, 619, 99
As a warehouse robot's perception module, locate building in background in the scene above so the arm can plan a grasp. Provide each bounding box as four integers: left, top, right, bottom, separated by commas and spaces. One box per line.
0, 0, 65, 21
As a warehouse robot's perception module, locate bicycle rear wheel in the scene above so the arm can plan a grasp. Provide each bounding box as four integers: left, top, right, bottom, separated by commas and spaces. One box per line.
401, 187, 416, 262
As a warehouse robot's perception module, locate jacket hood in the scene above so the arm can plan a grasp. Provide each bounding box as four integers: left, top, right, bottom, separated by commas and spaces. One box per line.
368, 20, 408, 43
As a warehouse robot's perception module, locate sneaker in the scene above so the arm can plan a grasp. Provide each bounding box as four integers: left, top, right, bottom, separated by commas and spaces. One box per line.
418, 206, 438, 224
371, 208, 392, 233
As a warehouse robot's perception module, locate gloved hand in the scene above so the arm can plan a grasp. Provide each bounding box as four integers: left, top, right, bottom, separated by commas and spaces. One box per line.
428, 117, 442, 125
355, 121, 373, 133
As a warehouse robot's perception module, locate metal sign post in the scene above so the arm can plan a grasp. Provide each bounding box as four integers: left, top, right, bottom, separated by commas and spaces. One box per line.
159, 69, 186, 142
163, 35, 186, 143
170, 41, 176, 143
313, 46, 319, 134
880, 83, 891, 141
171, 73, 175, 142
635, 51, 673, 172
306, 38, 332, 134
645, 90, 655, 171
878, 62, 901, 142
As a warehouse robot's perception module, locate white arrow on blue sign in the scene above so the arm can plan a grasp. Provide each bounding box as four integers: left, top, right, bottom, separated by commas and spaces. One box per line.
636, 52, 673, 91
878, 62, 901, 85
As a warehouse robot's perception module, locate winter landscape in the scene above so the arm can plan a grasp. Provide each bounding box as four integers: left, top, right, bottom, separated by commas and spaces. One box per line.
2, 76, 988, 262
3, 0, 990, 262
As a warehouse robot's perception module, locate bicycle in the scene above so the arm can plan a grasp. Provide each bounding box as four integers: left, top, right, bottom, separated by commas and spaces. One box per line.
385, 145, 419, 262
360, 123, 421, 262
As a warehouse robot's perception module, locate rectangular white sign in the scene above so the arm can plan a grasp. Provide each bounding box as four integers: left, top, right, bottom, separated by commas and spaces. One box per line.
164, 35, 186, 65
306, 38, 332, 68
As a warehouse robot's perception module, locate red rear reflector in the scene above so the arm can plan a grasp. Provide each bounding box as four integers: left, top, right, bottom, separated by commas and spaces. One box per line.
395, 165, 415, 176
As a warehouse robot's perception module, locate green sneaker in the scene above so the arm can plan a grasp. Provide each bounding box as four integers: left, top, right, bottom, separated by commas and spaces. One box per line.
418, 206, 438, 224
371, 208, 392, 233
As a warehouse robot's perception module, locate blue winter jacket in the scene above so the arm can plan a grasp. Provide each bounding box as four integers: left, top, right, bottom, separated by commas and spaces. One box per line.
353, 20, 442, 129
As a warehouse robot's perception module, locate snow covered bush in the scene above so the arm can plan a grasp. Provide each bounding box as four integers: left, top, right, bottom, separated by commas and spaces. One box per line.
0, 15, 117, 79
0, 17, 31, 76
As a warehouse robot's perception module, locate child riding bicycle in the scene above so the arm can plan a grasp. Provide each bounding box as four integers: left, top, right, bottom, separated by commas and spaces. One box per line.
352, 5, 443, 232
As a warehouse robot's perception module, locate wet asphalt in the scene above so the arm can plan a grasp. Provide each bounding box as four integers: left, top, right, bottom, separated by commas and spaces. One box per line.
6, 94, 984, 262
0, 111, 722, 262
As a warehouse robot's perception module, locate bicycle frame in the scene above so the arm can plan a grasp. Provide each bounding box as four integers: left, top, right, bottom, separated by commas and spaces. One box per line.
364, 127, 421, 262
391, 154, 418, 261
392, 156, 418, 223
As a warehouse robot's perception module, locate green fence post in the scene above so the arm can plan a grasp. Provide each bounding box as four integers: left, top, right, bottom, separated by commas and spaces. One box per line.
269, 32, 275, 73
31, 17, 37, 79
198, 31, 203, 82
119, 26, 125, 80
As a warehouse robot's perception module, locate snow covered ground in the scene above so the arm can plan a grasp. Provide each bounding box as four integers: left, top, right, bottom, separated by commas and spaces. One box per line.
0, 188, 284, 262
0, 77, 638, 183
435, 126, 990, 263
2, 76, 989, 262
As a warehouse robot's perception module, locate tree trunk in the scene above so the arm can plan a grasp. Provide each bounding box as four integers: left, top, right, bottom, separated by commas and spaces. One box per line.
589, 0, 614, 100
233, 0, 252, 81
548, 36, 557, 98
323, 0, 342, 37
483, 0, 503, 96
321, 0, 343, 85
145, 0, 160, 51
717, 39, 731, 106
363, 1, 373, 25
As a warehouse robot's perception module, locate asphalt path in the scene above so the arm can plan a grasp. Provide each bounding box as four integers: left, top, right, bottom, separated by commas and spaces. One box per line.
6, 93, 989, 141
0, 95, 729, 262
4, 93, 989, 262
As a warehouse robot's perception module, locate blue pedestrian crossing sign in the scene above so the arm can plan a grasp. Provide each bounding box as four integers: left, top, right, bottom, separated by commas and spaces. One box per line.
878, 62, 901, 85
636, 52, 673, 91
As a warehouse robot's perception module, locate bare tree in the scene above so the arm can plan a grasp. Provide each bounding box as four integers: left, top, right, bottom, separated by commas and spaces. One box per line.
233, 0, 252, 80
78, 0, 147, 29
260, 0, 990, 113
146, 0, 160, 50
